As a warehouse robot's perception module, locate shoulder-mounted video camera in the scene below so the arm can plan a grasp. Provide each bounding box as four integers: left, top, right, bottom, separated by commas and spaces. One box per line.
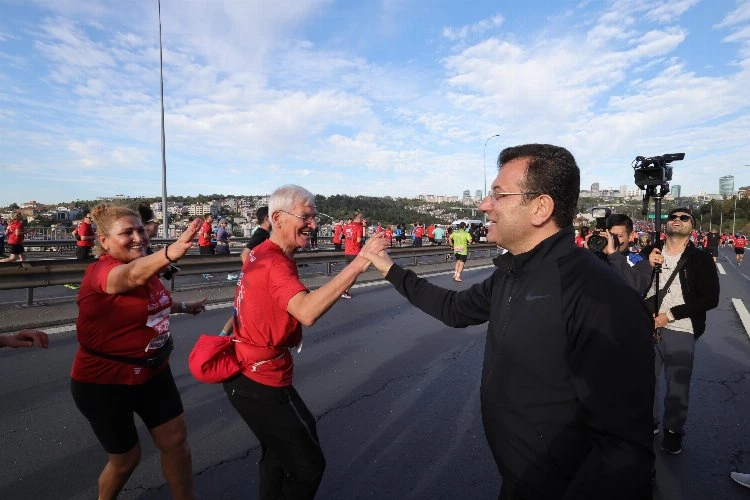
633, 153, 684, 190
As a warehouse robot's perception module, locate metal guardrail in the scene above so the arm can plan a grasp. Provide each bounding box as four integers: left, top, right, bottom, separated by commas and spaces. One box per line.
0, 244, 499, 306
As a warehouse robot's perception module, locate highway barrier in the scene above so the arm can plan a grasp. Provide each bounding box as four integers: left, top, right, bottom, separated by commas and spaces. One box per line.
0, 244, 500, 306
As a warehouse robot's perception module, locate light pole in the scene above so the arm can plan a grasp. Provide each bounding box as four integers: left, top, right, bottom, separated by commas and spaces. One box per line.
709, 202, 713, 230
158, 0, 169, 237
483, 134, 501, 198
733, 195, 738, 236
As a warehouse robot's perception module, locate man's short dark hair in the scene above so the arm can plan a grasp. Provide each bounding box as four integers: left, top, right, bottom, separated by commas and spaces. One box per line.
137, 202, 156, 224
256, 206, 269, 223
668, 207, 694, 224
498, 144, 580, 228
607, 214, 634, 233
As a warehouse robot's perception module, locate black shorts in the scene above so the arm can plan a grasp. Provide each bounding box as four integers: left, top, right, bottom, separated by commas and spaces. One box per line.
76, 246, 92, 260
9, 243, 24, 255
334, 243, 342, 251
735, 248, 745, 255
70, 366, 183, 454
345, 254, 357, 264
199, 245, 215, 255
455, 253, 468, 262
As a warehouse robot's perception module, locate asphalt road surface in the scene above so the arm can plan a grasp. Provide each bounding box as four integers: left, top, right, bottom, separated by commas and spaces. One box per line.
1, 247, 750, 499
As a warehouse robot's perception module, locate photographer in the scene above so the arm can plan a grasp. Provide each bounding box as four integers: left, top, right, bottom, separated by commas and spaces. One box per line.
591, 213, 653, 292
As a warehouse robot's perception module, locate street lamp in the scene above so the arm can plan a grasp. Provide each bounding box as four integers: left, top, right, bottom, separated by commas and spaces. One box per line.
158, 0, 169, 238
483, 134, 501, 199
733, 194, 738, 236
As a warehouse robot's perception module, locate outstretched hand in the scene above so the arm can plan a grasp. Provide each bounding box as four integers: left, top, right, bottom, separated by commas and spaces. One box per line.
0, 329, 49, 349
186, 296, 208, 315
360, 234, 395, 276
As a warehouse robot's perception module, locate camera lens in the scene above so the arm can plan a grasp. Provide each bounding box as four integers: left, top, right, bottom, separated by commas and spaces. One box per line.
587, 234, 607, 252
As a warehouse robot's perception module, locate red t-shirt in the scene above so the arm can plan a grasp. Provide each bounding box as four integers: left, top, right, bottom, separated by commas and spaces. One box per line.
72, 254, 172, 384
374, 225, 384, 234
735, 237, 747, 249
199, 221, 213, 246
333, 224, 343, 244
233, 240, 308, 387
427, 225, 435, 238
344, 222, 363, 255
384, 228, 393, 241
413, 226, 425, 238
75, 221, 94, 247
7, 220, 24, 245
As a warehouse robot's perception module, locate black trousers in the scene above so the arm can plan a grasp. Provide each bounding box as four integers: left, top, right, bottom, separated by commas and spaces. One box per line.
224, 375, 325, 499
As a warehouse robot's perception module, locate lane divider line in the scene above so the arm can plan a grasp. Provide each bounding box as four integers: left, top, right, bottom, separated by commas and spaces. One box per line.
731, 298, 750, 340
716, 263, 726, 275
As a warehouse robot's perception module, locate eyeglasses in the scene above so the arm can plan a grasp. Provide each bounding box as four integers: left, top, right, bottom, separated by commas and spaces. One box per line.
278, 209, 317, 224
489, 191, 541, 200
668, 214, 692, 222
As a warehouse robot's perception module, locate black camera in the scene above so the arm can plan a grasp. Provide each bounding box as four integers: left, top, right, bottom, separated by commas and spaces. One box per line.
633, 153, 684, 189
162, 265, 180, 280
587, 207, 619, 252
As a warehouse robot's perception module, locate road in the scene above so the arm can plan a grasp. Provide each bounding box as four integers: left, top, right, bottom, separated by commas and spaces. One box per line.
1, 247, 749, 499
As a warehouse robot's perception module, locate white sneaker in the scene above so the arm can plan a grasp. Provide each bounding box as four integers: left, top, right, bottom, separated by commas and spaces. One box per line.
731, 472, 750, 489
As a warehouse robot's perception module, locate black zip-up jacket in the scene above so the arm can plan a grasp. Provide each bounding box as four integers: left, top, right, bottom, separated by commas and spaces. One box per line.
640, 241, 719, 339
385, 228, 655, 499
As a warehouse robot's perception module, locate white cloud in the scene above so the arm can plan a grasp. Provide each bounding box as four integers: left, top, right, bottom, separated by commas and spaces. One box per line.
442, 15, 503, 42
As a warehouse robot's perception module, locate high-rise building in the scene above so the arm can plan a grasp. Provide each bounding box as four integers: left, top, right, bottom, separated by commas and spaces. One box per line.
719, 175, 734, 197
475, 189, 483, 202
462, 190, 473, 205
591, 182, 600, 196
619, 185, 629, 198
671, 185, 681, 198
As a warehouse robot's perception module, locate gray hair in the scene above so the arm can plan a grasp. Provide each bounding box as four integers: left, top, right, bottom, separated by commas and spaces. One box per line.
268, 184, 315, 218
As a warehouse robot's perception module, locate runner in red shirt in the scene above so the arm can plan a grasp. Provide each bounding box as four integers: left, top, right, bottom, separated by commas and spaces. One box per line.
224, 185, 374, 498
1, 213, 26, 264
332, 219, 344, 251
427, 224, 436, 245
74, 213, 96, 260
342, 212, 364, 298
734, 234, 747, 265
412, 222, 425, 246
71, 204, 205, 500
384, 225, 393, 247
198, 214, 215, 255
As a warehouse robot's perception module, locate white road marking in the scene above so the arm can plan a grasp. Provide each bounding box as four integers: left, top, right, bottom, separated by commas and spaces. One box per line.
731, 298, 750, 340
716, 263, 726, 275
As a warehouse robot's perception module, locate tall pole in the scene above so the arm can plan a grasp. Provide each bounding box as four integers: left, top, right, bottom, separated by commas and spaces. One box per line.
158, 0, 169, 237
710, 202, 713, 230
733, 195, 737, 236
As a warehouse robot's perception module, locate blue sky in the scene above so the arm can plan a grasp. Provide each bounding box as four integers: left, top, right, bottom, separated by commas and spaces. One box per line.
1, 0, 749, 207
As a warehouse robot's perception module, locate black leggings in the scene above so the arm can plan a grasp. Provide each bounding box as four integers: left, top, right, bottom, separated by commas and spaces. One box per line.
224, 375, 325, 500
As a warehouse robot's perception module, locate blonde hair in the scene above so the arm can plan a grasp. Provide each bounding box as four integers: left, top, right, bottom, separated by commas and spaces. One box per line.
90, 203, 139, 257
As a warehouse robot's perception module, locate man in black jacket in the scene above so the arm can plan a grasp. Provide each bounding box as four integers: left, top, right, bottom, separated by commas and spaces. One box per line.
645, 208, 719, 455
361, 144, 655, 499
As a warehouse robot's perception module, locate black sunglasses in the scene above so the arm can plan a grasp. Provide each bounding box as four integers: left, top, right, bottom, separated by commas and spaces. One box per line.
668, 214, 692, 222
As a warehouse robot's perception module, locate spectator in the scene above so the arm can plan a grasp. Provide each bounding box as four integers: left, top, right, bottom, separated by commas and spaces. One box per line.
0, 329, 49, 349
360, 143, 655, 498
71, 204, 206, 499
600, 214, 657, 292
394, 224, 404, 247
73, 213, 96, 261
0, 213, 27, 265
242, 207, 271, 263
137, 202, 161, 239
645, 208, 719, 455
223, 184, 373, 499
198, 214, 215, 255
433, 224, 445, 246
215, 219, 231, 255
704, 228, 721, 263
